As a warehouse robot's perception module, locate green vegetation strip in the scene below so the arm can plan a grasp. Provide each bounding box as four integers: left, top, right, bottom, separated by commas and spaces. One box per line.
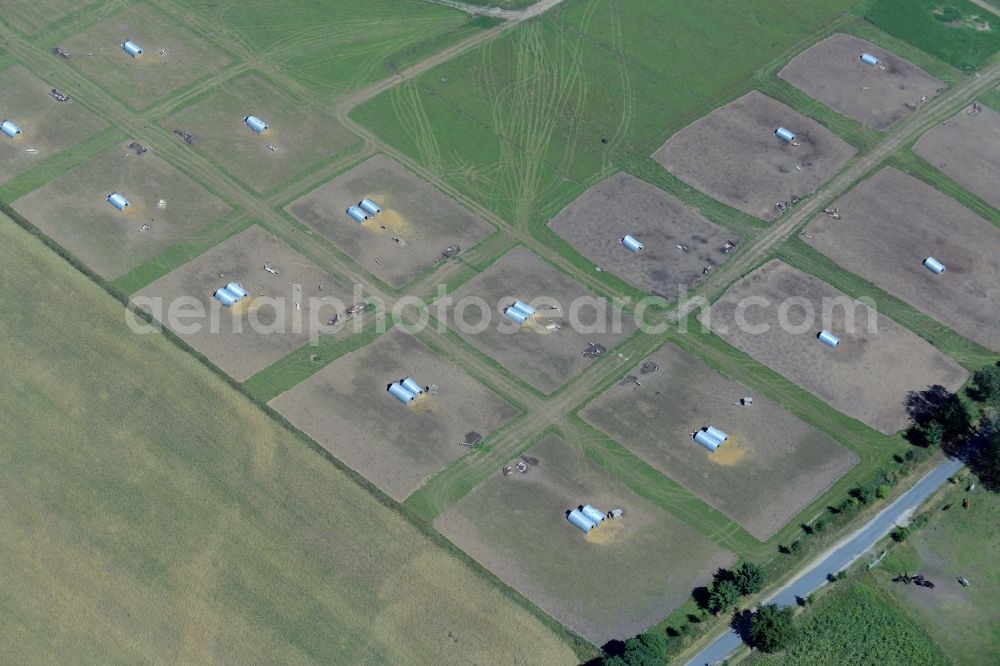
776, 236, 999, 371
0, 211, 585, 663
858, 0, 1000, 72
111, 211, 252, 295
0, 126, 126, 202
243, 317, 388, 402
751, 581, 948, 665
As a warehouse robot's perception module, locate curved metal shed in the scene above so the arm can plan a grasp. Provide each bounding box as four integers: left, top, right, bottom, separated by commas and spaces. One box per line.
214, 287, 238, 308
1, 120, 22, 138
388, 382, 416, 404
694, 430, 723, 452
401, 377, 424, 396
923, 257, 946, 274
818, 330, 840, 348
122, 40, 143, 58
107, 192, 130, 211
622, 235, 644, 253
359, 198, 382, 216
581, 504, 606, 525
567, 509, 596, 533
347, 206, 369, 223
243, 115, 269, 134
774, 127, 796, 143
226, 282, 249, 300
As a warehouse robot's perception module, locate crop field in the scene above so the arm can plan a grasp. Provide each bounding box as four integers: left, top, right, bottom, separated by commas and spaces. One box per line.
580, 342, 858, 540
60, 3, 233, 111
0, 213, 579, 664
171, 0, 484, 103
703, 260, 969, 434
547, 172, 737, 298
860, 0, 1000, 72
11, 144, 231, 279
352, 0, 860, 224
750, 581, 948, 665
653, 91, 856, 221
444, 246, 636, 394
161, 74, 358, 194
136, 225, 354, 381
779, 33, 946, 130
270, 327, 519, 501
435, 434, 735, 645
0, 0, 97, 35
0, 64, 108, 184
803, 167, 1000, 352
875, 483, 1000, 664
913, 103, 1000, 211
286, 154, 494, 289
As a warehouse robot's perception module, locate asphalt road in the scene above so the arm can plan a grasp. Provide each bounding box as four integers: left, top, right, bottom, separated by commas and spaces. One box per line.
686, 457, 965, 666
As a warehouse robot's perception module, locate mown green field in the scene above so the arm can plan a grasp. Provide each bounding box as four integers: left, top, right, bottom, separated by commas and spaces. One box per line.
749, 581, 948, 665
0, 214, 580, 664
353, 0, 859, 224
874, 482, 1000, 665
859, 0, 1000, 71
171, 0, 493, 102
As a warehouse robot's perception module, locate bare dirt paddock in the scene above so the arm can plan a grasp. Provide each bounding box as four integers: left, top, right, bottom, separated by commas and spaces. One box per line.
804, 167, 1000, 352
580, 342, 858, 540
13, 144, 231, 279
444, 247, 637, 394
271, 328, 518, 501
653, 91, 856, 221
779, 33, 945, 130
287, 155, 493, 288
435, 435, 734, 645
0, 64, 108, 184
137, 225, 354, 381
547, 172, 738, 299
913, 103, 1000, 212
702, 260, 968, 434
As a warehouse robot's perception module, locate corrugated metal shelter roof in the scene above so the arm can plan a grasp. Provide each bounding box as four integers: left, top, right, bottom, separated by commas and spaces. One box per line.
359, 198, 382, 216
1, 120, 22, 138
122, 40, 143, 57
244, 115, 269, 134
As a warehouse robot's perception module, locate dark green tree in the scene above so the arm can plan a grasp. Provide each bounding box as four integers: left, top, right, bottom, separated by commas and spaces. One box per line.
921, 420, 945, 448
708, 579, 741, 614
749, 604, 796, 653
969, 363, 1000, 409
732, 562, 766, 596
603, 630, 668, 666
969, 422, 1000, 492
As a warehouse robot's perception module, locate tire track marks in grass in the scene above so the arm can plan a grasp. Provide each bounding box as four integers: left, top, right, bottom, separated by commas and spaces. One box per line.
484, 20, 587, 224
388, 82, 443, 175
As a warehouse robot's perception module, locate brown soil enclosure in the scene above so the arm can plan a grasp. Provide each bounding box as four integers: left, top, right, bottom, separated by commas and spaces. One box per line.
444, 247, 637, 394
779, 33, 945, 130
804, 167, 1000, 352
287, 155, 493, 288
581, 342, 858, 540
547, 172, 738, 298
913, 103, 1000, 212
435, 435, 734, 645
0, 65, 108, 184
137, 226, 353, 381
13, 145, 231, 279
271, 328, 518, 501
702, 260, 968, 434
653, 91, 855, 220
